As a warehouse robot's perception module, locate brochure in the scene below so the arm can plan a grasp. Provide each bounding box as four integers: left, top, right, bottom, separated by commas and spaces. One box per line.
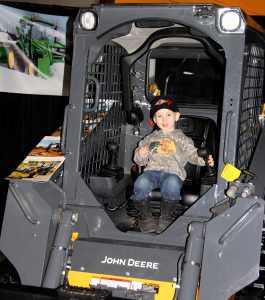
7, 131, 65, 182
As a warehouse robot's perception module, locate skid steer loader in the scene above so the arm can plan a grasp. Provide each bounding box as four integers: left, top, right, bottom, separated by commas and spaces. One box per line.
1, 3, 265, 300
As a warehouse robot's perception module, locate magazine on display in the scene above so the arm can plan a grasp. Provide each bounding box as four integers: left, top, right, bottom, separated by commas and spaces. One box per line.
7, 131, 65, 182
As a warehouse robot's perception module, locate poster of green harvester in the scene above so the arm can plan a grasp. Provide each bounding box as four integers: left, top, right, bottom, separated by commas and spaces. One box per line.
0, 4, 70, 95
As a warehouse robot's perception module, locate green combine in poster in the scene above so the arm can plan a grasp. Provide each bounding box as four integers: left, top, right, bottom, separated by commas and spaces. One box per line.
0, 4, 70, 95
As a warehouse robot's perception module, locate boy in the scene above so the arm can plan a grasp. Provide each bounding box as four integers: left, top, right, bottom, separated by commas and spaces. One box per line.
132, 96, 214, 233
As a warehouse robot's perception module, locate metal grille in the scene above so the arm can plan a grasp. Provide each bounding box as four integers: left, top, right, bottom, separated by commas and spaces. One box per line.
79, 44, 126, 183
237, 45, 264, 170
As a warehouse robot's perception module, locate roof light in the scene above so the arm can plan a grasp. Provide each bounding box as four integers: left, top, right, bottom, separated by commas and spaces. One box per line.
80, 11, 97, 30
220, 10, 241, 32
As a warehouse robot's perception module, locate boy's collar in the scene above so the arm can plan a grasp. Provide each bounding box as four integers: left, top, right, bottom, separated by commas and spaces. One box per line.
160, 128, 177, 134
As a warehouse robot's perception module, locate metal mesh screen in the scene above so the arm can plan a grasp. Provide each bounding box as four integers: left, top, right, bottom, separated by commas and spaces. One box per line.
237, 45, 264, 170
79, 44, 126, 183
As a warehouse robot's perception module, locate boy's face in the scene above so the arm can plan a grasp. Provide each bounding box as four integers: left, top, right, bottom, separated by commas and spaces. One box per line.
153, 108, 180, 133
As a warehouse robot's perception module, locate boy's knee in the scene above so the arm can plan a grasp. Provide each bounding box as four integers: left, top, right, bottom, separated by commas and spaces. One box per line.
134, 176, 151, 190
165, 174, 182, 189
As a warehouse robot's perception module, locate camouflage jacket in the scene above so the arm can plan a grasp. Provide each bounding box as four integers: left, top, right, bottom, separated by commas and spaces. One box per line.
133, 129, 205, 181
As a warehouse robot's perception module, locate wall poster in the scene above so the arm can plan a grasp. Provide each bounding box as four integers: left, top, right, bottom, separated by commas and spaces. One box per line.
0, 4, 70, 95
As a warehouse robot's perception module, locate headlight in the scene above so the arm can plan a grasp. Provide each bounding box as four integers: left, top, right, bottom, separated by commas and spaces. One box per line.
80, 11, 97, 30
220, 10, 241, 32
216, 8, 245, 34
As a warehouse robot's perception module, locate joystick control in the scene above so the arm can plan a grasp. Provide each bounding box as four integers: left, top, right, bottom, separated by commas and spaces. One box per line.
98, 142, 124, 181
197, 148, 216, 178
107, 142, 120, 170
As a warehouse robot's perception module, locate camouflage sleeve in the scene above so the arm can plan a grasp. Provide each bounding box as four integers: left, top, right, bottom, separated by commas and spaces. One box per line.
181, 134, 205, 166
133, 134, 152, 166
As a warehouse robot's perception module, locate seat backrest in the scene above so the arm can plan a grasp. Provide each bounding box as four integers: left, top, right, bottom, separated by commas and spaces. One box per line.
177, 116, 216, 186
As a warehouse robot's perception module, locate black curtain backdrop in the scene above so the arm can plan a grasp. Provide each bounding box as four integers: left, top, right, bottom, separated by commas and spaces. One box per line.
0, 94, 69, 228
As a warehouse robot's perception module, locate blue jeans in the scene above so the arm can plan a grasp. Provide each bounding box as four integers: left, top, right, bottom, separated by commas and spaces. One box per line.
133, 170, 183, 201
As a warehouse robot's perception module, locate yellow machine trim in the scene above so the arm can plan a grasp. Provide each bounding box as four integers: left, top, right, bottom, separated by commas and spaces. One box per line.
68, 270, 176, 300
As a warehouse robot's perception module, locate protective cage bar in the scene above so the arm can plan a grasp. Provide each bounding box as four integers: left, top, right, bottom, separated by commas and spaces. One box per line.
79, 43, 127, 184
237, 45, 264, 170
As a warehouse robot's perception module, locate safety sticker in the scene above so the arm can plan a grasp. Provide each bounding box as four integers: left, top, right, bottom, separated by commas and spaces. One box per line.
221, 163, 241, 182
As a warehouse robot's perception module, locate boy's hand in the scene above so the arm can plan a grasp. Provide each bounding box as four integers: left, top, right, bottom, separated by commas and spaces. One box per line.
139, 146, 149, 157
207, 155, 214, 167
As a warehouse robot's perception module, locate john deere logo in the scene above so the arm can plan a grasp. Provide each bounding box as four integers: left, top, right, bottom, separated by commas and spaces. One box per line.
101, 256, 159, 269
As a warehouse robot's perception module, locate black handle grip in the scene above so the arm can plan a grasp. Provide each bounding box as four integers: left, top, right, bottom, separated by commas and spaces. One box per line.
107, 142, 119, 169
197, 148, 215, 176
